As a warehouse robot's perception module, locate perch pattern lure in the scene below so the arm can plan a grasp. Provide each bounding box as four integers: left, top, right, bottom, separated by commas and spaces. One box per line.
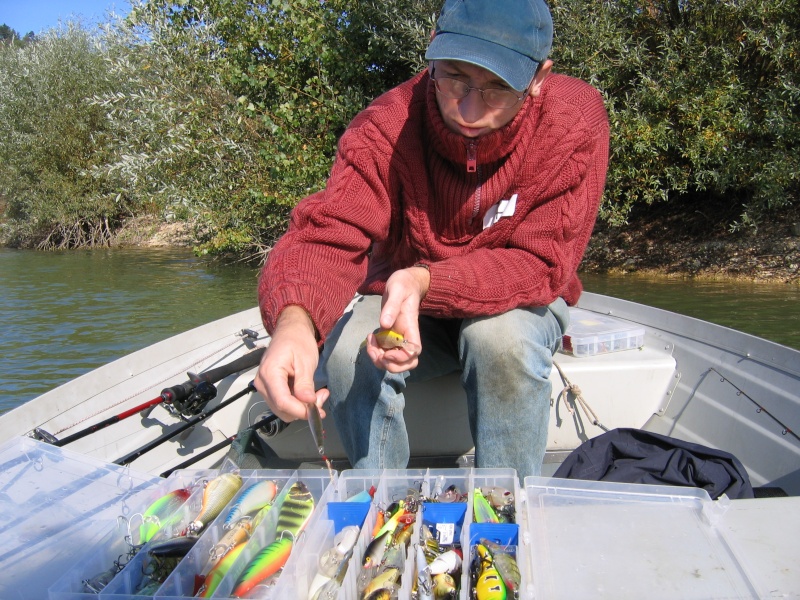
230, 481, 316, 597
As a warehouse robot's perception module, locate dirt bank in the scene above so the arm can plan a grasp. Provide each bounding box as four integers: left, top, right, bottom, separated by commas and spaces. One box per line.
581, 199, 800, 284
114, 204, 800, 284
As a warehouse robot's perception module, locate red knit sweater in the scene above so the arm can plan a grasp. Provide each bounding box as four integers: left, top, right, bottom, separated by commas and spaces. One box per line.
259, 71, 609, 343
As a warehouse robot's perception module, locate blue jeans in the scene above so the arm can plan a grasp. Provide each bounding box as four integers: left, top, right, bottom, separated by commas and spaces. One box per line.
316, 295, 568, 480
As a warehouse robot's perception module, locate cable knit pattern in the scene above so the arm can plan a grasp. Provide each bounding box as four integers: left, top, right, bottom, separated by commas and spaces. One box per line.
259, 70, 609, 343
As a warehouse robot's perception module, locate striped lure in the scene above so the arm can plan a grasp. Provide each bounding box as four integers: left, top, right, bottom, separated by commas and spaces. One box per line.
275, 481, 315, 538
231, 537, 293, 598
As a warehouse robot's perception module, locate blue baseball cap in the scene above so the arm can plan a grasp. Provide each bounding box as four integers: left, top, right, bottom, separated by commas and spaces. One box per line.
425, 0, 553, 92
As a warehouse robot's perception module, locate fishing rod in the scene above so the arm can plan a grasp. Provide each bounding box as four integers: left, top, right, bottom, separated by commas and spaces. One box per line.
113, 382, 257, 466
159, 413, 283, 478
32, 347, 266, 447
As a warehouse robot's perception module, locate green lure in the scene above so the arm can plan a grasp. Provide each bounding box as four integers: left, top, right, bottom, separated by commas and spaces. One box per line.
231, 537, 293, 598
138, 488, 191, 545
275, 481, 315, 538
473, 488, 500, 524
195, 540, 247, 598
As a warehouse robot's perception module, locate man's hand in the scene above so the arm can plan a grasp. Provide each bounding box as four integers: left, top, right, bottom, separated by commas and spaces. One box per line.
365, 265, 430, 373
254, 305, 328, 422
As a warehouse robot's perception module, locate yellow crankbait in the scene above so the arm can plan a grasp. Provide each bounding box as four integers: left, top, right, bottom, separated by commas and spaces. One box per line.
361, 328, 421, 356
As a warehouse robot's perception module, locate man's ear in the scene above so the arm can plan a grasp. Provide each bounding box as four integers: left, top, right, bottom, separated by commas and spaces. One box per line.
528, 59, 553, 97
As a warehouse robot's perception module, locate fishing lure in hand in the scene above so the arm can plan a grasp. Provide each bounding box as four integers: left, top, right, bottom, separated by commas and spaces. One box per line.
362, 328, 422, 356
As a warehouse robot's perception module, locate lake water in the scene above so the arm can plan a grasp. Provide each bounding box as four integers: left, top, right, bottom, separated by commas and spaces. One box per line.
0, 248, 798, 414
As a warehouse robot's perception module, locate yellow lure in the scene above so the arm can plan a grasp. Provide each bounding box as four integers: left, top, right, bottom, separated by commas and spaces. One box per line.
360, 328, 421, 357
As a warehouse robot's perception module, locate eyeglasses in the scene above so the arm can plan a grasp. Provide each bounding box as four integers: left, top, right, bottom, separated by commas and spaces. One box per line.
431, 74, 527, 109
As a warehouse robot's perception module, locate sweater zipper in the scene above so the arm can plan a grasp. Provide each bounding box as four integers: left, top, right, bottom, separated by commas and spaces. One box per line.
467, 141, 481, 225
466, 141, 477, 173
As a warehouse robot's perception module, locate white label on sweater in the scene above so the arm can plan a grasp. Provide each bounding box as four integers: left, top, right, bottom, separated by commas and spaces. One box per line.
482, 193, 517, 229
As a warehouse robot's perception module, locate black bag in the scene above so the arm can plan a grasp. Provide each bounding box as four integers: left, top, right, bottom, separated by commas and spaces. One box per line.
553, 428, 754, 500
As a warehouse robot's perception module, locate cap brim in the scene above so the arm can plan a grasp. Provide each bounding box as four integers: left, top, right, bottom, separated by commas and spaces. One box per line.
425, 32, 538, 92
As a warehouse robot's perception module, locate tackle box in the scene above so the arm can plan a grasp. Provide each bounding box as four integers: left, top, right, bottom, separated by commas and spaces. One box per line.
3, 434, 794, 599
561, 308, 646, 357
0, 436, 161, 600
47, 466, 336, 600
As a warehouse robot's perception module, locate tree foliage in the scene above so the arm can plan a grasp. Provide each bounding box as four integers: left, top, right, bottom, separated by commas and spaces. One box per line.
550, 0, 799, 228
0, 0, 796, 253
0, 25, 121, 248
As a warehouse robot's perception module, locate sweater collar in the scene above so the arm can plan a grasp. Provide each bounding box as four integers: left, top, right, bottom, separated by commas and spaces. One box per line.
424, 73, 535, 170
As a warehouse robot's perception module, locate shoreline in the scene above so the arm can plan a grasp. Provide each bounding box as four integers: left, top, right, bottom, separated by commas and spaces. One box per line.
112, 212, 800, 285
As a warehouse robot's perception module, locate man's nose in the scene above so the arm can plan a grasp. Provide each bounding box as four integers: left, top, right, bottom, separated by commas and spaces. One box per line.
458, 88, 486, 123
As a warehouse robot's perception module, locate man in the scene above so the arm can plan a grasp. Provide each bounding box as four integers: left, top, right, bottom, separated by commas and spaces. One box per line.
254, 0, 609, 479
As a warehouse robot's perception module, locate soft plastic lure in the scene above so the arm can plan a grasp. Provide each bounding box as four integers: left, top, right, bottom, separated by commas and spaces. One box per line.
231, 537, 293, 598
138, 488, 191, 545
188, 472, 243, 534
222, 480, 277, 529
195, 540, 247, 598
275, 481, 315, 538
472, 488, 500, 524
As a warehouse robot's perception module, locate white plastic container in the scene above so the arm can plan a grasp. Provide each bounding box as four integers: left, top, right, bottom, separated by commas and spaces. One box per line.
524, 477, 755, 599
561, 308, 646, 357
0, 436, 160, 600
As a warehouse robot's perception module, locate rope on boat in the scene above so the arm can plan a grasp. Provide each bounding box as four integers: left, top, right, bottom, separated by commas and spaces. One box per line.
553, 361, 609, 432
52, 338, 245, 436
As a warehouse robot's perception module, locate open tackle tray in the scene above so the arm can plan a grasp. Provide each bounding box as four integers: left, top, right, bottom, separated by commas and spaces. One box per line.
5, 436, 781, 600
47, 466, 336, 599
286, 467, 527, 600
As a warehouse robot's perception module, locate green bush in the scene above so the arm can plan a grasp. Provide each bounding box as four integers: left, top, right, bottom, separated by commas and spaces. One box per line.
1, 0, 796, 253
0, 25, 122, 248
549, 0, 799, 227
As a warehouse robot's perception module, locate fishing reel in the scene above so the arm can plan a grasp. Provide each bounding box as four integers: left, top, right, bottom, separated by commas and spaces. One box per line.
168, 381, 217, 419
253, 412, 290, 440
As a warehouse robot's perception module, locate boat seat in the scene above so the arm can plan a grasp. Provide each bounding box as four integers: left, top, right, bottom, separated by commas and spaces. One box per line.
401, 339, 677, 458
